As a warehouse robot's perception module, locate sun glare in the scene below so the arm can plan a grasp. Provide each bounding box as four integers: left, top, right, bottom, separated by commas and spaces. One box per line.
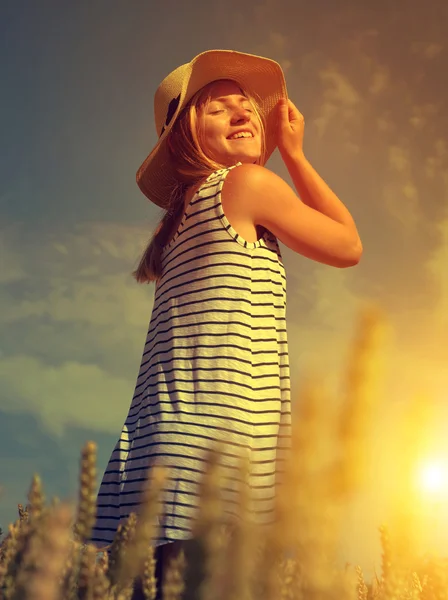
417, 461, 447, 496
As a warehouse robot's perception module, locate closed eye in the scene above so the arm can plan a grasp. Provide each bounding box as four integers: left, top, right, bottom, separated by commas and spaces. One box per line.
209, 108, 253, 115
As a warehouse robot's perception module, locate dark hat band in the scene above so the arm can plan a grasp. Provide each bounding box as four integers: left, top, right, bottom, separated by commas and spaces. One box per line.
159, 93, 181, 138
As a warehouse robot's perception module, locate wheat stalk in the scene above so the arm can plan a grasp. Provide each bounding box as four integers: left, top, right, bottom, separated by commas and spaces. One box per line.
2, 303, 447, 599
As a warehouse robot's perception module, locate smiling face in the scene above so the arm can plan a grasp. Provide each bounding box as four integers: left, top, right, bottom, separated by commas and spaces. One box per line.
197, 79, 263, 167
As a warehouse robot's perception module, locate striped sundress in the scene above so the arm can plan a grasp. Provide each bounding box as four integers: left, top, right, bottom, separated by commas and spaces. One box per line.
90, 162, 292, 550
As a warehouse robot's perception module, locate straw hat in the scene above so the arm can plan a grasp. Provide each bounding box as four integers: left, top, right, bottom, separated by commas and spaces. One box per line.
136, 49, 288, 209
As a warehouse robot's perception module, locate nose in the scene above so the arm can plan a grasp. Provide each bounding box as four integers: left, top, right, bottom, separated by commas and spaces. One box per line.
230, 107, 252, 124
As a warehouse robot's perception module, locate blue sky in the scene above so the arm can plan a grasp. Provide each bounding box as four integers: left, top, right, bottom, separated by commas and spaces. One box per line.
1, 0, 448, 577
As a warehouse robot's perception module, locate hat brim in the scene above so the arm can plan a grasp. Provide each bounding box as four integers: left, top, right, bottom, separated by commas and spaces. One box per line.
136, 50, 288, 208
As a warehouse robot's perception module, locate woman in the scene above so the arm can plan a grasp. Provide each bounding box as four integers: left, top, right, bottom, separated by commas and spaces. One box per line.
90, 50, 362, 598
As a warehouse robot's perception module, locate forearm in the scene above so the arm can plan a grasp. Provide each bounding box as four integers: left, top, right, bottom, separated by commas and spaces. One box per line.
283, 151, 361, 236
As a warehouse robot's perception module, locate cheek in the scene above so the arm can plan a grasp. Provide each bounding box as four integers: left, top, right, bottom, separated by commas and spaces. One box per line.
204, 125, 224, 147
197, 123, 213, 151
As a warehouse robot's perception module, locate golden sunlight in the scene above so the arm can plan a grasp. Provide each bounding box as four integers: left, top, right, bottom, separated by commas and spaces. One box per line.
416, 460, 448, 496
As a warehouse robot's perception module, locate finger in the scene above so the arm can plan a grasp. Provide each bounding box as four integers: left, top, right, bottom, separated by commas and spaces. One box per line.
278, 98, 290, 117
287, 100, 301, 116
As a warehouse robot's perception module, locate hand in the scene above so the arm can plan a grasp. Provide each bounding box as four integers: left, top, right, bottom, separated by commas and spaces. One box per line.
276, 98, 305, 160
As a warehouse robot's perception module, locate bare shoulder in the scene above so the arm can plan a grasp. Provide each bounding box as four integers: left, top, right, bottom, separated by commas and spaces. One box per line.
223, 163, 361, 268
222, 163, 280, 211
225, 162, 277, 189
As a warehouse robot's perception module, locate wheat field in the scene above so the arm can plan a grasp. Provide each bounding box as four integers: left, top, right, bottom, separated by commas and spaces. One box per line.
1, 303, 447, 600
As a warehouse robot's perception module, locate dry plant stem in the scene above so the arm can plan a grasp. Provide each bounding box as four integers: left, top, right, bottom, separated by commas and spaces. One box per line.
355, 565, 368, 600
424, 558, 448, 600
107, 510, 145, 593
379, 522, 415, 600
411, 571, 423, 595
3, 476, 47, 598
117, 465, 168, 589
380, 525, 392, 585
77, 543, 97, 600
0, 520, 20, 598
5, 303, 448, 600
112, 512, 138, 594
13, 522, 41, 598
329, 568, 358, 600
65, 442, 98, 600
106, 523, 127, 589
256, 387, 309, 600
286, 378, 336, 598
193, 443, 230, 600
74, 441, 98, 545
116, 584, 135, 600
336, 304, 387, 497
28, 475, 45, 523
279, 557, 298, 600
273, 304, 386, 600
140, 544, 158, 600
91, 550, 112, 600
220, 455, 256, 600
406, 572, 422, 600
259, 522, 287, 600
261, 417, 316, 600
161, 549, 187, 600
23, 503, 73, 600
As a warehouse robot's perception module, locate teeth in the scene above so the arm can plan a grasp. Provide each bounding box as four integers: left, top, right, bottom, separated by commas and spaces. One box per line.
229, 132, 253, 140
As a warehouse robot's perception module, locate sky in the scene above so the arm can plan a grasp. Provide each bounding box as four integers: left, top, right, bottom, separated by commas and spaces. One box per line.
1, 0, 448, 578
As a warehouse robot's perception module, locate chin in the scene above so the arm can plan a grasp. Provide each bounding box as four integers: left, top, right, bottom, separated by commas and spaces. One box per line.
211, 151, 261, 168
235, 155, 261, 165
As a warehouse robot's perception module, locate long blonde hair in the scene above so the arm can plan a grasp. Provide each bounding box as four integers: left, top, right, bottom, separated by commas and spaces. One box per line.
131, 80, 266, 285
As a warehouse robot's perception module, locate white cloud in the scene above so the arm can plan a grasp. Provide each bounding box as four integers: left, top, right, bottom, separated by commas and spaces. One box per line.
285, 264, 377, 400
411, 42, 443, 59
319, 65, 361, 107
53, 243, 69, 255
425, 216, 448, 333
425, 142, 448, 179
0, 229, 28, 283
383, 181, 420, 233
0, 220, 158, 438
382, 145, 422, 233
376, 116, 394, 134
369, 65, 390, 95
0, 354, 133, 439
388, 145, 411, 174
409, 103, 439, 131
0, 222, 155, 327
313, 64, 363, 139
0, 272, 154, 328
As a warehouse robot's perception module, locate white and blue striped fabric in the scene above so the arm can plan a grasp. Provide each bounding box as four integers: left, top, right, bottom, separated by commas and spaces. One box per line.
90, 162, 292, 550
